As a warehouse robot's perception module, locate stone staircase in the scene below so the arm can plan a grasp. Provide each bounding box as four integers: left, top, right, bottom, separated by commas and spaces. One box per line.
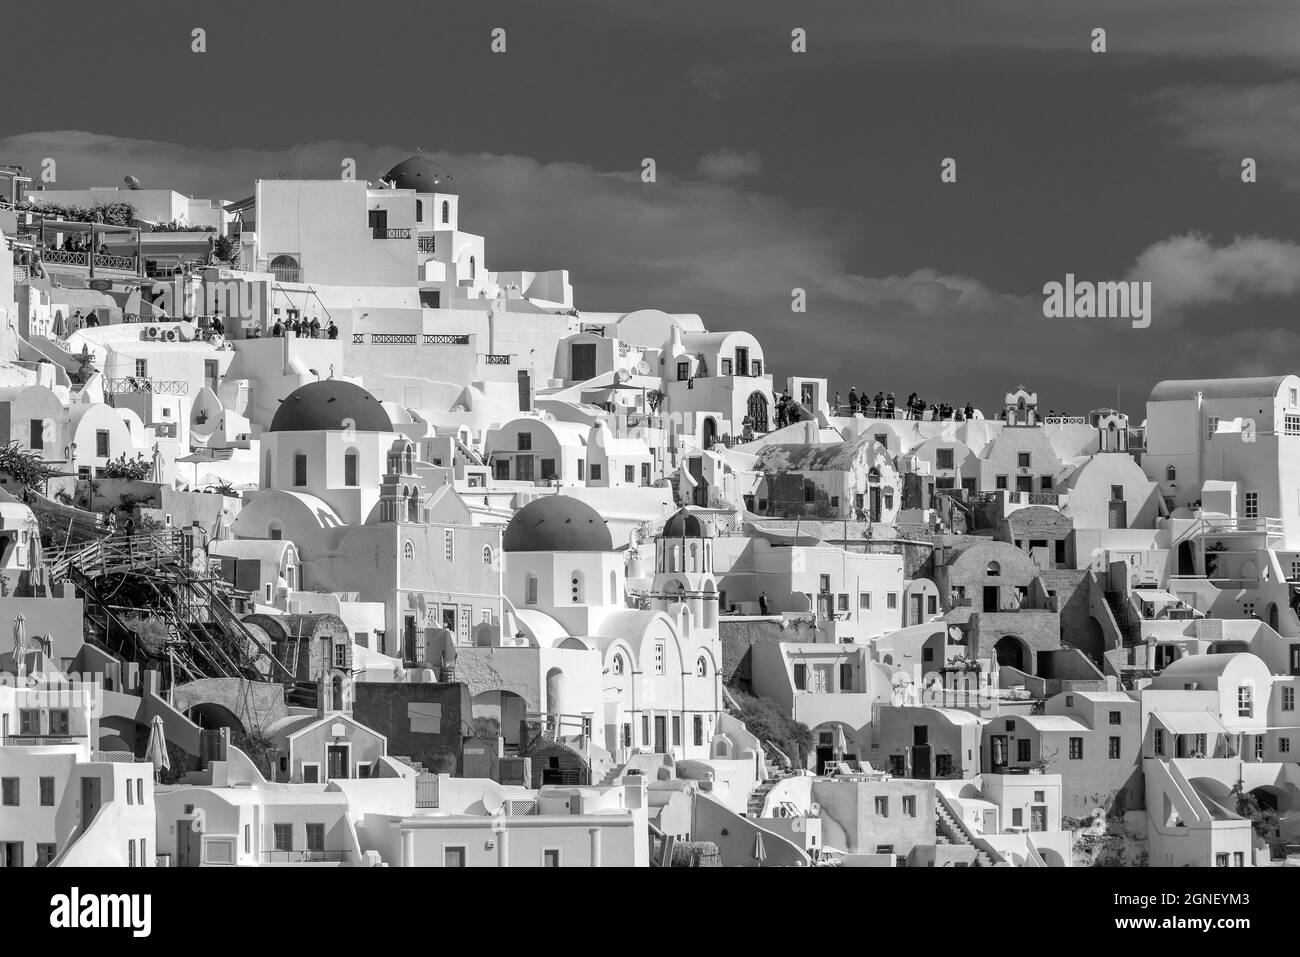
934, 798, 993, 867
746, 772, 787, 818
391, 755, 428, 775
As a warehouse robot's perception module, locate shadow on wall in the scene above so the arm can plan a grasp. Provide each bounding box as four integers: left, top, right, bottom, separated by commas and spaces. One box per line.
689, 792, 809, 867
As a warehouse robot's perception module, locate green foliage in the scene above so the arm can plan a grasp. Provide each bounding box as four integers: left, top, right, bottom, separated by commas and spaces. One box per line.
100, 453, 153, 480
1231, 779, 1281, 847
148, 219, 215, 233
0, 441, 58, 490
17, 199, 136, 226
646, 389, 664, 412
669, 841, 721, 867
212, 235, 236, 261
730, 690, 814, 765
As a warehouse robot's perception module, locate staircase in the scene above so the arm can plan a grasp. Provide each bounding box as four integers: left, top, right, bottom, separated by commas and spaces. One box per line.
934, 797, 993, 866
391, 755, 428, 775
1104, 590, 1142, 644
746, 772, 787, 818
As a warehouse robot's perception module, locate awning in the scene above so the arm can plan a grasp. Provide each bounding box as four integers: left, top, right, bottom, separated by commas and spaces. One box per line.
1152, 710, 1228, 735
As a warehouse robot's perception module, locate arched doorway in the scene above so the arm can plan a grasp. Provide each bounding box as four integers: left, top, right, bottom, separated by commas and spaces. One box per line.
1177, 541, 1195, 576
703, 416, 717, 449
545, 667, 565, 724
747, 392, 769, 433
1268, 603, 1279, 631
186, 702, 246, 736
994, 636, 1026, 671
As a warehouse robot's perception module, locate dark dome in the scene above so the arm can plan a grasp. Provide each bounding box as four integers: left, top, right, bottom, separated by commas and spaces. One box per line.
269, 380, 394, 433
662, 507, 715, 539
383, 155, 456, 194
503, 496, 613, 553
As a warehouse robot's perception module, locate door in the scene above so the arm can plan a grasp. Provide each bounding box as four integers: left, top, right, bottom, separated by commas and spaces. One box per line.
983, 586, 1000, 612
177, 820, 201, 867
1015, 475, 1032, 493
746, 392, 768, 433
368, 209, 388, 238
816, 746, 834, 775
869, 487, 882, 522
1108, 500, 1127, 528
689, 457, 707, 507
654, 715, 667, 754
571, 343, 597, 382
1291, 645, 1300, 676
1030, 806, 1047, 832
990, 735, 1008, 772
80, 777, 101, 831
801, 383, 815, 407
327, 745, 349, 780
911, 593, 924, 625
913, 725, 929, 746
442, 608, 457, 632
735, 347, 749, 376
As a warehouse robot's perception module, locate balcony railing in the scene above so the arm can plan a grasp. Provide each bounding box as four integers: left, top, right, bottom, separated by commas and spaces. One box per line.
481, 353, 512, 365
417, 236, 436, 253
269, 265, 301, 283
3, 734, 86, 746
370, 333, 417, 345
424, 333, 470, 345
260, 849, 351, 864
350, 333, 474, 345
374, 228, 411, 240
104, 377, 189, 396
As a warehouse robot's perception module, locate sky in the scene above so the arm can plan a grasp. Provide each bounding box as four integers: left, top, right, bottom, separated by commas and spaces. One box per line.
4, 0, 1300, 417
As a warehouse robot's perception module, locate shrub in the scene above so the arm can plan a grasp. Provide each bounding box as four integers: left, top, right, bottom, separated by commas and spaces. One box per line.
729, 690, 813, 765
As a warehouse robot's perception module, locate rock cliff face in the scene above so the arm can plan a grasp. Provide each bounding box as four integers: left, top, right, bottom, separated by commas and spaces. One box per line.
1069, 809, 1149, 867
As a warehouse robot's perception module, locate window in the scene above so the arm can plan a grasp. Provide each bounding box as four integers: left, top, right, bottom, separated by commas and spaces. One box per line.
995, 475, 1008, 490
936, 449, 954, 470
29, 418, 44, 450
1033, 790, 1045, 803
819, 574, 831, 594
494, 458, 509, 481
622, 723, 632, 748
334, 643, 348, 669
403, 540, 414, 561
136, 779, 144, 805
624, 464, 635, 484
859, 592, 871, 609
1284, 687, 1295, 711
886, 592, 898, 609
1206, 416, 1219, 440
525, 575, 538, 605
1069, 738, 1083, 759
1165, 464, 1176, 482
839, 662, 853, 690
1109, 737, 1121, 759
873, 796, 889, 817
927, 595, 938, 615
1154, 729, 1165, 755
642, 714, 650, 744
693, 715, 704, 746
1017, 452, 1031, 468
1216, 853, 1229, 867
793, 663, 807, 690
1287, 415, 1300, 436
39, 777, 54, 806
1281, 737, 1292, 754
36, 844, 57, 867
19, 709, 38, 734
1039, 475, 1053, 490
482, 545, 493, 565
127, 780, 134, 805
1109, 710, 1122, 725
129, 841, 136, 868
293, 452, 308, 486
1, 778, 17, 805
273, 824, 292, 851
1017, 739, 1031, 762
344, 450, 358, 486
902, 795, 916, 817
95, 429, 110, 458
540, 458, 556, 481
49, 710, 68, 735
1244, 491, 1259, 519
672, 715, 681, 747
441, 201, 450, 224
696, 655, 708, 677
542, 848, 561, 868
444, 846, 466, 867
611, 654, 624, 676
1012, 808, 1023, 827
516, 432, 532, 451
444, 530, 454, 562
653, 641, 665, 675
1238, 685, 1254, 718
721, 358, 732, 376
306, 823, 325, 852
577, 459, 585, 481
590, 463, 602, 482
677, 361, 690, 381
836, 593, 849, 612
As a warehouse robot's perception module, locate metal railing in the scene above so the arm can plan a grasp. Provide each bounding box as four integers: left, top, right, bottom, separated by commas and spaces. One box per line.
481, 353, 511, 365
3, 735, 86, 746
375, 228, 411, 240
371, 333, 417, 345
261, 849, 350, 863
417, 236, 436, 253
424, 333, 470, 344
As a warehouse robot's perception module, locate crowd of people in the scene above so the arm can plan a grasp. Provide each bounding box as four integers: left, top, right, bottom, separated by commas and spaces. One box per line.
271, 316, 338, 339
835, 387, 976, 422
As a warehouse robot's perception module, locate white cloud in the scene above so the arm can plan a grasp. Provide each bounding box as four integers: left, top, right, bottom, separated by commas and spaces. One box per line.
696, 149, 761, 181
1126, 233, 1300, 309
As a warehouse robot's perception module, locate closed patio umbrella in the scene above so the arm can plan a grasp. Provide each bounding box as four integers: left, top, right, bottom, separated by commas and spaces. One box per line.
753, 831, 767, 863
11, 614, 28, 677
146, 715, 170, 780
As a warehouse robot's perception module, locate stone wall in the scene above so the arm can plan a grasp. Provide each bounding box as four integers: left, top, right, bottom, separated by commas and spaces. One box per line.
719, 617, 819, 688
352, 681, 472, 775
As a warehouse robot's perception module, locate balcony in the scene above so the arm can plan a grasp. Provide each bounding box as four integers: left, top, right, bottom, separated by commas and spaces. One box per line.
104, 377, 189, 396
3, 734, 86, 746
374, 228, 412, 240
481, 353, 512, 365
260, 849, 351, 864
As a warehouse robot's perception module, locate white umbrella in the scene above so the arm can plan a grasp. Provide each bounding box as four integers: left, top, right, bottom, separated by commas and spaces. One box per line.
753, 831, 767, 863
146, 715, 170, 780
11, 614, 28, 677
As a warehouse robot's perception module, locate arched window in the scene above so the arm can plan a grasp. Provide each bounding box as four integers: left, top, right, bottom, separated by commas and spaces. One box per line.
986, 560, 1001, 576
408, 488, 420, 523
570, 570, 584, 603
690, 542, 699, 572
696, 655, 708, 677
611, 653, 624, 676
415, 199, 423, 222
404, 443, 414, 475
1165, 465, 1176, 482
268, 254, 300, 283
482, 545, 493, 565
344, 449, 359, 487
403, 540, 414, 560
468, 255, 477, 280
525, 574, 539, 605
441, 200, 450, 224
